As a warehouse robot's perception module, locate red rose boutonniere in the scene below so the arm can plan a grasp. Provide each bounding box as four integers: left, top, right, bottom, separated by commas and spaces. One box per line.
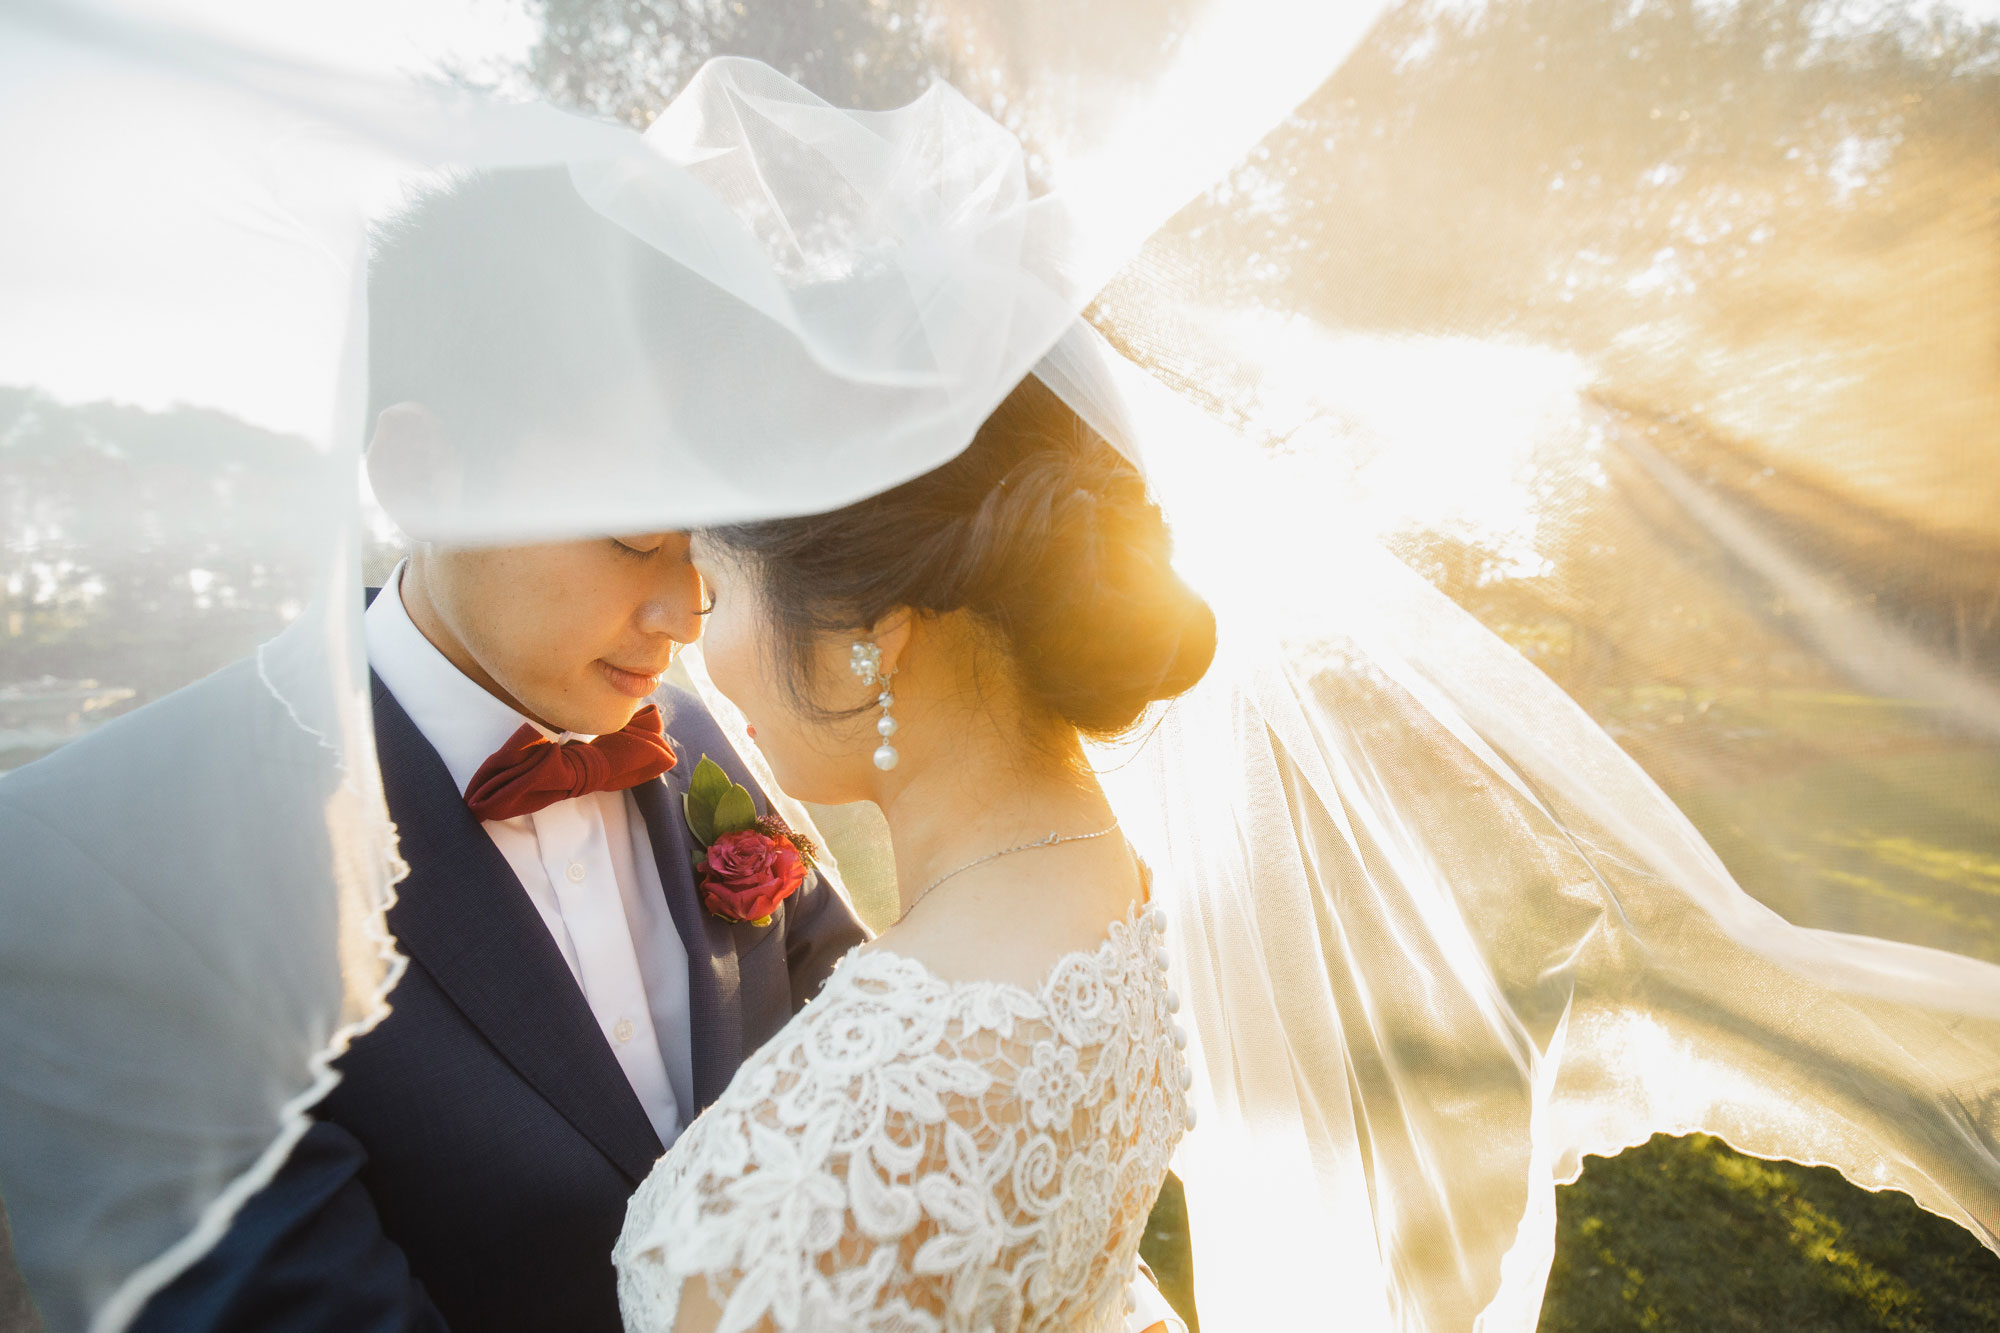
683, 755, 816, 926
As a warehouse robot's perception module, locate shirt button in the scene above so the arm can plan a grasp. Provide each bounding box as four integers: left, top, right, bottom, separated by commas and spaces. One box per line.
613, 1017, 634, 1044
565, 862, 586, 884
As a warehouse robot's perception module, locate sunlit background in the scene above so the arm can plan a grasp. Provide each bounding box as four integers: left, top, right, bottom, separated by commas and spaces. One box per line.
3, 0, 1997, 1326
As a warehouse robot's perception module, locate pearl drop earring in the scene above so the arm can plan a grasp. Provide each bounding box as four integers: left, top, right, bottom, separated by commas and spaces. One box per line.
848, 641, 900, 771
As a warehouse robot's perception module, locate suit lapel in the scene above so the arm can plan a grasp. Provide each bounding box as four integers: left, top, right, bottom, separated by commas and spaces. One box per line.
630, 763, 745, 1114
370, 676, 664, 1183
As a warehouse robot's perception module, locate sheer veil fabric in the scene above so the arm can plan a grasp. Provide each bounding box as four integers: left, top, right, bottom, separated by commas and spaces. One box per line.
1066, 333, 2000, 1325
0, 1, 1996, 1331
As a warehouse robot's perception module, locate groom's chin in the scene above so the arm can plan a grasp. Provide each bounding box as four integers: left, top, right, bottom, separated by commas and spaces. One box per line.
558, 695, 647, 737
554, 675, 659, 735
526, 663, 666, 735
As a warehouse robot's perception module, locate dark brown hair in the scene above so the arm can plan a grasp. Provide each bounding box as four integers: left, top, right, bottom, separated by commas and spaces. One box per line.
703, 374, 1217, 741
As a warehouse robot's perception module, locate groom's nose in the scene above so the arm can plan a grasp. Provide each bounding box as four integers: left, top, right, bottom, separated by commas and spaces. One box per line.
634, 583, 704, 644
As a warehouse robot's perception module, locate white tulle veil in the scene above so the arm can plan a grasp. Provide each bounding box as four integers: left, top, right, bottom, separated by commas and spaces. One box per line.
1, 1, 1996, 1330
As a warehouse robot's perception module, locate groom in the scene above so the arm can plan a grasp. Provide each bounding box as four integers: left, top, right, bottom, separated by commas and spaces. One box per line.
130, 171, 868, 1331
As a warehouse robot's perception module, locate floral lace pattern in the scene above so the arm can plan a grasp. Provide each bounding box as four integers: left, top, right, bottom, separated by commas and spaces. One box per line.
614, 901, 1192, 1333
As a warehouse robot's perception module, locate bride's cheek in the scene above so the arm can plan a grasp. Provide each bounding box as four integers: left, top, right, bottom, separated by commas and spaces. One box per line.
701, 609, 757, 713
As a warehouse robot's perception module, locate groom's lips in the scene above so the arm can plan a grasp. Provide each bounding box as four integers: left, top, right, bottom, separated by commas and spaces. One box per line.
596, 659, 666, 698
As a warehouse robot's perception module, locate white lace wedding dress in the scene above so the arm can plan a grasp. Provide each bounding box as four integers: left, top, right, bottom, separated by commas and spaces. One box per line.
613, 899, 1194, 1333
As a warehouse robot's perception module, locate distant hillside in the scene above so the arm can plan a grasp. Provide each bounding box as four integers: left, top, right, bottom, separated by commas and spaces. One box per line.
0, 388, 342, 766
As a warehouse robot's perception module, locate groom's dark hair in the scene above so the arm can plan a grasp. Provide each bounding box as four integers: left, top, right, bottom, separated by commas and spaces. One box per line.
365, 167, 684, 452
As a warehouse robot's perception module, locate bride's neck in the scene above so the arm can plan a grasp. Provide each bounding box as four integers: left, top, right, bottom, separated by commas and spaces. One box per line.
874, 711, 1114, 922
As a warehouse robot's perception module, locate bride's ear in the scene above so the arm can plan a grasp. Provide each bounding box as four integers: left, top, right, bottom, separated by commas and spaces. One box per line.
869, 607, 915, 678
365, 401, 461, 543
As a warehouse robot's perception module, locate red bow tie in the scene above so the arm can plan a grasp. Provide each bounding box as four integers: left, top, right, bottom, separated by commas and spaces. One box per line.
464, 704, 678, 823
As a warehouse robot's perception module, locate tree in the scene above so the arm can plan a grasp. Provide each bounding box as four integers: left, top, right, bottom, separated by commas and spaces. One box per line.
523, 0, 939, 126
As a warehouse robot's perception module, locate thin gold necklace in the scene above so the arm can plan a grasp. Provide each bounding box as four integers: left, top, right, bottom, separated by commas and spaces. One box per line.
895, 821, 1122, 925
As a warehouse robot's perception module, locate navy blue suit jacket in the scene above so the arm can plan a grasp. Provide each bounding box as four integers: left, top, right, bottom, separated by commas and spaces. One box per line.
133, 663, 865, 1331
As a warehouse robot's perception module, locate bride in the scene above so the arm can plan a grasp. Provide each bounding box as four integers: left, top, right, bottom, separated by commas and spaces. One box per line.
613, 375, 1208, 1331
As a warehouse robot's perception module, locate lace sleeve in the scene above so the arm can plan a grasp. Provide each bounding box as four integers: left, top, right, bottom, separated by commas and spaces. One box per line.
614, 909, 1189, 1333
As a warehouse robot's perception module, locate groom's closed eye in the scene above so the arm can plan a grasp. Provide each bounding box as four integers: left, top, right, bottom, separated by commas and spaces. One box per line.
611, 535, 666, 557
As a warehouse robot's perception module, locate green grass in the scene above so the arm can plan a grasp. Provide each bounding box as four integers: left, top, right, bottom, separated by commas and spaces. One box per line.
1672, 746, 2000, 964
1133, 691, 2000, 1330
1141, 1174, 1200, 1330
1139, 1137, 2000, 1332
1546, 714, 2000, 1329
1542, 1135, 2000, 1331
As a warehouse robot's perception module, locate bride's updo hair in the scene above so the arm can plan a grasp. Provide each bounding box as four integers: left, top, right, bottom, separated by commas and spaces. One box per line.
704, 375, 1216, 740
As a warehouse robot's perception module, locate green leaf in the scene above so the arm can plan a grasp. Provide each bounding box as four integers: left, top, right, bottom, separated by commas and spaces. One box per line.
713, 784, 758, 836
688, 756, 731, 818
683, 790, 716, 846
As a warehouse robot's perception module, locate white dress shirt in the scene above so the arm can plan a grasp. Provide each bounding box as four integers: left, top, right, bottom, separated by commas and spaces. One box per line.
367, 562, 694, 1147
